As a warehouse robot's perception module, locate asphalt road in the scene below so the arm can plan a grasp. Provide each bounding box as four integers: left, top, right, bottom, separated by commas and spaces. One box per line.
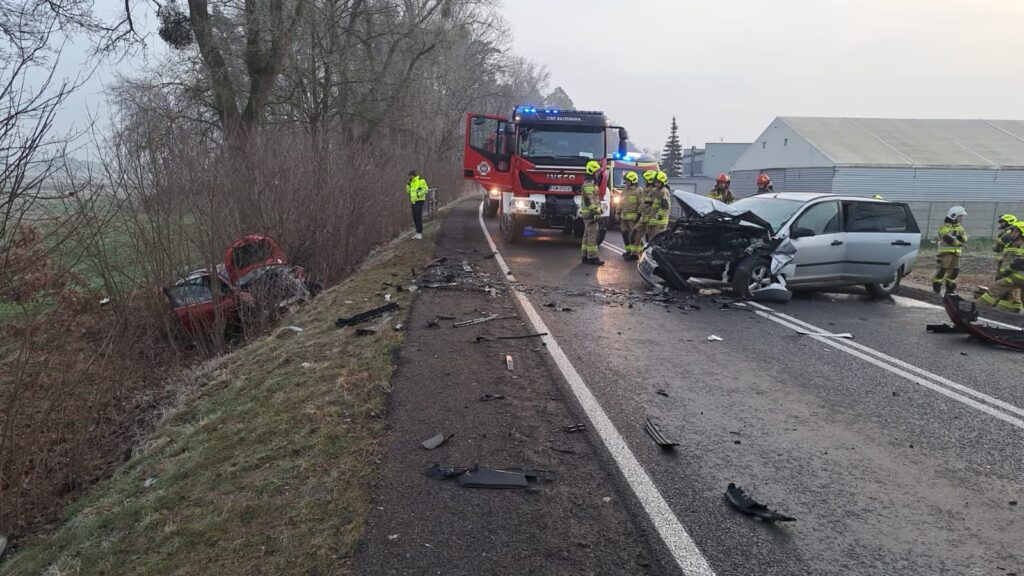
480, 208, 1024, 576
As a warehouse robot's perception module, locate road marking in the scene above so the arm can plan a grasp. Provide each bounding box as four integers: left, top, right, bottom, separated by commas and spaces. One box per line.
602, 241, 625, 254
478, 203, 715, 576
746, 301, 1024, 430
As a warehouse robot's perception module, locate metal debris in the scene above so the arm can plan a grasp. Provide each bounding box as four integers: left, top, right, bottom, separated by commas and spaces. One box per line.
421, 433, 453, 450
453, 314, 499, 328
795, 330, 853, 339
457, 469, 529, 489
725, 483, 796, 522
644, 417, 678, 448
336, 302, 400, 327
496, 332, 548, 340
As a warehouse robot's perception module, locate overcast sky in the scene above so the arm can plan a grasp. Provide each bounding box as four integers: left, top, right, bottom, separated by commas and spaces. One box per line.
500, 0, 1024, 152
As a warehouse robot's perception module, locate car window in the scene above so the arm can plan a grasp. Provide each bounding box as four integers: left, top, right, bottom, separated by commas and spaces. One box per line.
843, 201, 883, 232
793, 201, 841, 235
167, 283, 212, 307
871, 203, 909, 232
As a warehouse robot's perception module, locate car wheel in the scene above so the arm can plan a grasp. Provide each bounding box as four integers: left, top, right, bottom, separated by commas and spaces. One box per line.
732, 256, 772, 299
866, 268, 902, 296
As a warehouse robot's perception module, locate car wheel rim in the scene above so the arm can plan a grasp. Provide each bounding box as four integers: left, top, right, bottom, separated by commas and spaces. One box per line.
748, 265, 771, 291
879, 274, 898, 291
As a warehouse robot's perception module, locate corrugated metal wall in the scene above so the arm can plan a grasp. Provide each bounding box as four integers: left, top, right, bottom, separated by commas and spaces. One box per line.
831, 167, 1024, 202
781, 167, 835, 192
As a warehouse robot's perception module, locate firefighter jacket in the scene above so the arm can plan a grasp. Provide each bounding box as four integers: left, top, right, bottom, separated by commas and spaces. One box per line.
708, 187, 735, 204
580, 177, 602, 222
406, 176, 429, 203
648, 184, 671, 226
936, 221, 968, 255
639, 184, 657, 223
619, 183, 642, 222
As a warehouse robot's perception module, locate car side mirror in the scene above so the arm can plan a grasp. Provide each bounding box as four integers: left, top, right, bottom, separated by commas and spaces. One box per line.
791, 227, 815, 239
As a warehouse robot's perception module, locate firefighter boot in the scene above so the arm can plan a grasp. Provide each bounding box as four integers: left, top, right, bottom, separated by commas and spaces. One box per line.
945, 283, 958, 295
932, 282, 942, 294
587, 257, 605, 266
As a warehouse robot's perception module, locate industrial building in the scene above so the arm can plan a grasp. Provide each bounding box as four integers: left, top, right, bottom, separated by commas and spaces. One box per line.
729, 117, 1024, 237
672, 142, 749, 194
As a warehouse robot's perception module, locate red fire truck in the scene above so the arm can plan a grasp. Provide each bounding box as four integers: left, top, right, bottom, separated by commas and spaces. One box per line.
464, 106, 629, 243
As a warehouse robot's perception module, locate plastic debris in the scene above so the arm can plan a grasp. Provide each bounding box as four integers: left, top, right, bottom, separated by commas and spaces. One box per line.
479, 394, 505, 402
496, 332, 548, 340
421, 433, 453, 450
725, 483, 796, 522
795, 330, 853, 339
425, 464, 467, 480
656, 389, 669, 397
457, 469, 529, 489
453, 314, 498, 328
336, 303, 400, 327
707, 335, 724, 342
644, 417, 678, 448
99, 297, 111, 306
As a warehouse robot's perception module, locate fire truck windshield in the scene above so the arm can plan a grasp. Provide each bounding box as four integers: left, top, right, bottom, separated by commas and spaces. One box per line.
517, 126, 605, 165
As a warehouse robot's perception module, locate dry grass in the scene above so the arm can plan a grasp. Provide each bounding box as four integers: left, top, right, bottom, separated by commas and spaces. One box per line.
0, 210, 448, 575
907, 240, 1002, 289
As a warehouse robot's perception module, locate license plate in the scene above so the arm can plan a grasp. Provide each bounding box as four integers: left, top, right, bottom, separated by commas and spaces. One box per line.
549, 185, 572, 192
639, 257, 655, 277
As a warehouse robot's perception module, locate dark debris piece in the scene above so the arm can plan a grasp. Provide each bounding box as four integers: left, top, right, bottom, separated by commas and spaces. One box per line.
479, 394, 505, 402
644, 417, 678, 449
725, 483, 796, 522
656, 389, 669, 397
562, 423, 586, 433
926, 323, 962, 334
457, 469, 529, 489
425, 464, 467, 480
335, 302, 400, 327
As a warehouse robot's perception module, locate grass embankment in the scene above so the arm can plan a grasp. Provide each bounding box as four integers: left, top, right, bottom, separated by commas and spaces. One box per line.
0, 216, 443, 575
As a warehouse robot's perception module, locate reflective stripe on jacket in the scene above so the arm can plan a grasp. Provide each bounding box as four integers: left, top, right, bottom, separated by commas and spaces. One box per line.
619, 183, 641, 221
649, 185, 671, 225
936, 223, 967, 254
407, 176, 428, 203
580, 178, 602, 220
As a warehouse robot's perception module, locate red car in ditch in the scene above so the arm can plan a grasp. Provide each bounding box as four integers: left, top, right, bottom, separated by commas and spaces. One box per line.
163, 235, 314, 336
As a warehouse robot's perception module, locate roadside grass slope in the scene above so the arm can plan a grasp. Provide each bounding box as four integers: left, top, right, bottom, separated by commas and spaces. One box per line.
0, 215, 444, 575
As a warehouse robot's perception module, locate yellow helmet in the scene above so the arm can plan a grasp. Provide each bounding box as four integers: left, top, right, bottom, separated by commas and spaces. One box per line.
585, 160, 601, 176
642, 170, 657, 183
656, 171, 669, 185
998, 214, 1018, 226
623, 171, 639, 184
1016, 221, 1024, 233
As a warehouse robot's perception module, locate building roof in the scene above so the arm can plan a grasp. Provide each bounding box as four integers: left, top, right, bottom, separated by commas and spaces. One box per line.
780, 117, 1024, 169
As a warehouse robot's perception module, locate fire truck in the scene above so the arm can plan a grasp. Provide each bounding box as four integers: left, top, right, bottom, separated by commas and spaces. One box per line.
464, 106, 629, 243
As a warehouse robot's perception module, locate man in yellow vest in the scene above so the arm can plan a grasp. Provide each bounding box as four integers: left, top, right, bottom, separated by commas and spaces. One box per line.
976, 222, 1024, 313
708, 173, 735, 204
406, 170, 429, 239
580, 160, 604, 266
932, 206, 967, 294
618, 171, 643, 260
636, 170, 658, 246
645, 171, 671, 239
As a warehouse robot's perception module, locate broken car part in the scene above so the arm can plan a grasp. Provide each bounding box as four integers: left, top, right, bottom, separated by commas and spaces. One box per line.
453, 314, 498, 328
355, 314, 395, 336
456, 469, 529, 489
425, 464, 467, 480
421, 433, 453, 450
644, 417, 679, 449
926, 323, 962, 334
795, 329, 854, 339
496, 332, 548, 340
336, 302, 401, 327
479, 394, 505, 402
943, 294, 1024, 351
725, 483, 796, 522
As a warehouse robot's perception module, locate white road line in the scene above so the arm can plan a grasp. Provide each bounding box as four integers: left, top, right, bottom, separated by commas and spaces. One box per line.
478, 203, 715, 576
602, 241, 625, 254
746, 302, 1024, 430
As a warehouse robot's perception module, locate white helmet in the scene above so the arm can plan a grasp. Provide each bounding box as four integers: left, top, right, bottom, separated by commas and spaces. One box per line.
947, 206, 967, 219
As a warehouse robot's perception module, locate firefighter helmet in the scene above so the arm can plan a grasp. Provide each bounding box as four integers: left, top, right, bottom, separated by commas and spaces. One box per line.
642, 170, 657, 183
947, 206, 967, 220
716, 173, 731, 184
656, 171, 669, 185
623, 171, 639, 184
872, 194, 885, 200
756, 174, 771, 188
585, 160, 601, 176
998, 214, 1018, 227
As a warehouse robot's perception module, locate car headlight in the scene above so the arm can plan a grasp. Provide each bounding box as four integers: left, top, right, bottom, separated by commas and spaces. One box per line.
488, 189, 500, 198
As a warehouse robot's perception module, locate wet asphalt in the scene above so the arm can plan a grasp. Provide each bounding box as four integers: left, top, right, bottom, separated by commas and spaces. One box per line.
480, 205, 1024, 576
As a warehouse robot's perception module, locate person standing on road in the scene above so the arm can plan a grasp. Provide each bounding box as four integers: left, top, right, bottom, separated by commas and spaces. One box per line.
636, 170, 658, 246
618, 171, 643, 261
708, 173, 735, 204
932, 206, 968, 295
976, 222, 1024, 313
406, 170, 429, 240
994, 214, 1019, 269
580, 160, 605, 266
754, 174, 774, 194
644, 171, 671, 240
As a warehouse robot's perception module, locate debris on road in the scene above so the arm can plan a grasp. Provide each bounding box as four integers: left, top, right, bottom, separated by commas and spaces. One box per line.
926, 323, 962, 334
644, 417, 679, 449
457, 469, 529, 489
425, 464, 467, 480
698, 288, 722, 297
453, 314, 498, 328
562, 423, 586, 433
795, 329, 854, 339
421, 433, 453, 450
336, 302, 401, 327
544, 301, 573, 312
707, 335, 724, 342
505, 354, 514, 370
725, 483, 796, 522
548, 446, 577, 455
426, 319, 441, 329
496, 332, 548, 340
941, 295, 1024, 351
356, 314, 395, 336
751, 283, 793, 303
656, 389, 669, 397
479, 394, 505, 402
462, 261, 473, 273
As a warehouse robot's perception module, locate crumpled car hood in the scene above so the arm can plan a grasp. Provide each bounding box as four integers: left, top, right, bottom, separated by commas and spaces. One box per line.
672, 191, 776, 235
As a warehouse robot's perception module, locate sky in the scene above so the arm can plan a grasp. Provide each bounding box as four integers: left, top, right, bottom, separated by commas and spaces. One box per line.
499, 0, 1024, 152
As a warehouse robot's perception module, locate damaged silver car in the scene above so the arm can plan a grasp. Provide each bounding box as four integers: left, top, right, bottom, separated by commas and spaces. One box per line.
638, 192, 920, 299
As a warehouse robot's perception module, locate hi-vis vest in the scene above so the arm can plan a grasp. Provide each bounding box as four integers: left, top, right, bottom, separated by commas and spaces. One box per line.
407, 176, 428, 203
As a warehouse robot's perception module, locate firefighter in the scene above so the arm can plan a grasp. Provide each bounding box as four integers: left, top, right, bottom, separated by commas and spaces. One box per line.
755, 174, 773, 194
932, 206, 968, 294
976, 222, 1024, 313
644, 171, 671, 240
993, 214, 1020, 308
618, 171, 642, 260
708, 173, 735, 204
636, 170, 658, 246
406, 170, 429, 239
580, 160, 604, 266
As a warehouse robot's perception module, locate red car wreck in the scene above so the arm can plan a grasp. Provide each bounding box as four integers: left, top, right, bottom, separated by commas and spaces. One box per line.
163, 235, 316, 337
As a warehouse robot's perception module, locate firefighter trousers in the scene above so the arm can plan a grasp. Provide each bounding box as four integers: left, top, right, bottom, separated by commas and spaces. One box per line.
932, 253, 960, 286
979, 277, 1024, 313
581, 219, 600, 259
621, 219, 640, 255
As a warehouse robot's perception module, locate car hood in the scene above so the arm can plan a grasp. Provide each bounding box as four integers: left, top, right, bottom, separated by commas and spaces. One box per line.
672, 191, 777, 235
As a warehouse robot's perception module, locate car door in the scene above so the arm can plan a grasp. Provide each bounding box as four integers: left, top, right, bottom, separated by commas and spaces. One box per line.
841, 201, 920, 282
785, 200, 845, 285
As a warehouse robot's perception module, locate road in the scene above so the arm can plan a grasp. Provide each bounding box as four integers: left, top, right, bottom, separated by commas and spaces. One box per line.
479, 206, 1024, 576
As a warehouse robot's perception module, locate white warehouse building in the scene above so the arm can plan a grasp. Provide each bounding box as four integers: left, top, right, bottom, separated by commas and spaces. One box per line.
729, 117, 1024, 237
